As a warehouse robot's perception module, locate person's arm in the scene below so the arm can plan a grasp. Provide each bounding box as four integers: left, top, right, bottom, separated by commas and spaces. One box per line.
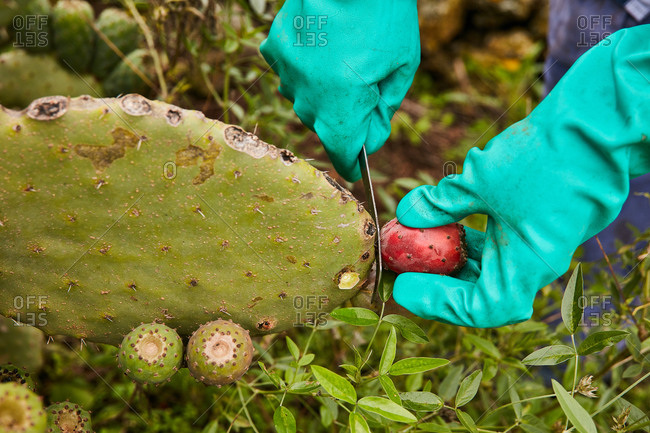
260, 0, 420, 182
394, 26, 650, 327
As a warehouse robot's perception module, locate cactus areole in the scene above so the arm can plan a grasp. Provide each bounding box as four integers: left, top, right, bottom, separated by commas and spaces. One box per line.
0, 95, 375, 345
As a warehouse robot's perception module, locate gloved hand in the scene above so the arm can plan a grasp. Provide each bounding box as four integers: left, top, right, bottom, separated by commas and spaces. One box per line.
393, 26, 650, 328
260, 0, 420, 182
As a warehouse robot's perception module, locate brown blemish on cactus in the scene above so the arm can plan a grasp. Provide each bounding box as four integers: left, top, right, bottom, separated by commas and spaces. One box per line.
224, 126, 285, 161
29, 243, 45, 254
26, 96, 68, 120
286, 255, 297, 264
187, 278, 199, 287
278, 291, 287, 299
361, 251, 370, 261
23, 184, 35, 192
247, 297, 263, 308
279, 149, 297, 164
253, 193, 274, 202
119, 94, 152, 116
166, 108, 182, 126
98, 244, 111, 254
323, 172, 354, 204
256, 317, 277, 331
175, 142, 222, 185
364, 220, 376, 238
11, 124, 20, 132
74, 127, 139, 171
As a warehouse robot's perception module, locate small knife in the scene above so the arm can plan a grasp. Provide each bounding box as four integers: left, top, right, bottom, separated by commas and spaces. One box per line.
358, 145, 383, 296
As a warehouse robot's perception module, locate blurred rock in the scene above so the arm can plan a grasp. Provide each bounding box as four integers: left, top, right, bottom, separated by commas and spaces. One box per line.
418, 0, 465, 55
468, 0, 538, 28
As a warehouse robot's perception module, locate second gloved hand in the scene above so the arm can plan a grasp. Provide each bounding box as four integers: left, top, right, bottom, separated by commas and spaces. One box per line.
260, 0, 420, 182
393, 26, 650, 328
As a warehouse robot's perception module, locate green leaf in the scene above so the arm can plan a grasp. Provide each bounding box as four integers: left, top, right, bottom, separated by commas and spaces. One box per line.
273, 406, 296, 433
390, 358, 449, 376
626, 332, 643, 362
358, 396, 417, 424
400, 392, 443, 412
379, 375, 401, 404
622, 363, 643, 378
522, 345, 575, 366
349, 412, 371, 433
561, 264, 584, 334
379, 326, 397, 375
464, 334, 501, 359
439, 365, 464, 402
520, 414, 551, 433
329, 307, 379, 326
577, 330, 628, 356
455, 370, 482, 408
311, 365, 357, 405
298, 353, 315, 366
551, 380, 597, 433
420, 419, 452, 433
286, 336, 299, 361
258, 361, 283, 389
383, 314, 429, 343
455, 409, 478, 433
379, 269, 396, 303
614, 398, 650, 433
508, 375, 522, 420
288, 380, 320, 394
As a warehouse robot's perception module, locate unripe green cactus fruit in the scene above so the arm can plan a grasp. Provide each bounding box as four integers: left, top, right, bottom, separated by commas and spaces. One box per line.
0, 316, 44, 374
103, 48, 153, 96
186, 319, 254, 387
91, 8, 141, 79
0, 382, 46, 433
45, 401, 92, 433
117, 323, 183, 384
52, 0, 94, 72
9, 0, 52, 53
0, 365, 36, 391
0, 95, 374, 345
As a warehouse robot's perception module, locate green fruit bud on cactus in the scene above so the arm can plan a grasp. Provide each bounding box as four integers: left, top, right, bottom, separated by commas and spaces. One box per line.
45, 401, 92, 433
0, 365, 36, 391
117, 323, 183, 385
0, 382, 46, 433
186, 320, 254, 387
91, 8, 141, 79
52, 0, 95, 72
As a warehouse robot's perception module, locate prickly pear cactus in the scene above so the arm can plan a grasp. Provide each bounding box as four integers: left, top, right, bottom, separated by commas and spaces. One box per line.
186, 319, 254, 387
0, 95, 375, 345
0, 365, 36, 391
0, 382, 47, 433
117, 323, 183, 384
51, 0, 94, 72
0, 50, 103, 108
0, 316, 44, 373
9, 0, 52, 53
91, 8, 141, 79
103, 48, 153, 96
45, 402, 92, 433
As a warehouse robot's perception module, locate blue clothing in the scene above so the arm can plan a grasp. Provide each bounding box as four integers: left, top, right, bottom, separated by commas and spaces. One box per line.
545, 0, 650, 259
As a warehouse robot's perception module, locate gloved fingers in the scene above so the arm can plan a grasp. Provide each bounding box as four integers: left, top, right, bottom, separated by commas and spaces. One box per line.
455, 257, 481, 283
365, 63, 419, 155
396, 182, 483, 229
464, 226, 485, 262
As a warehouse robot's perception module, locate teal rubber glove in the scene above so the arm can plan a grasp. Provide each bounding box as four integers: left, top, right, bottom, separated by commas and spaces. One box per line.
394, 26, 650, 328
260, 0, 420, 182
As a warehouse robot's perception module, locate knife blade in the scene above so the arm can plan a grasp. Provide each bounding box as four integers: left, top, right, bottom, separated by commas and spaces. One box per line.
358, 145, 383, 296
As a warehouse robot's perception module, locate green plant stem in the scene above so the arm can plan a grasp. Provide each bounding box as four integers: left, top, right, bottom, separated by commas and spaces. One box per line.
362, 302, 386, 364
485, 394, 555, 417
123, 0, 168, 99
235, 383, 260, 433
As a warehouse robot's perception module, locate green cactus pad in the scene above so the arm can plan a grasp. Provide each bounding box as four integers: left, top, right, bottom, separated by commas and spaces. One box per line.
0, 94, 375, 345
0, 382, 46, 433
9, 0, 52, 53
91, 8, 141, 79
45, 401, 92, 433
117, 323, 183, 385
186, 319, 254, 387
0, 365, 36, 391
0, 50, 103, 108
103, 48, 153, 96
51, 0, 94, 72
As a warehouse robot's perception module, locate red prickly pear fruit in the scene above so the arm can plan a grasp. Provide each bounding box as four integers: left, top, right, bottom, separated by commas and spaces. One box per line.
380, 218, 467, 275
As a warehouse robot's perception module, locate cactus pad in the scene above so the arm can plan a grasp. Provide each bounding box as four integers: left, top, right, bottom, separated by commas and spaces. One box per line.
186, 319, 254, 387
91, 8, 141, 79
0, 365, 36, 391
51, 0, 94, 72
117, 323, 183, 384
0, 382, 46, 433
0, 95, 375, 345
45, 401, 92, 433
